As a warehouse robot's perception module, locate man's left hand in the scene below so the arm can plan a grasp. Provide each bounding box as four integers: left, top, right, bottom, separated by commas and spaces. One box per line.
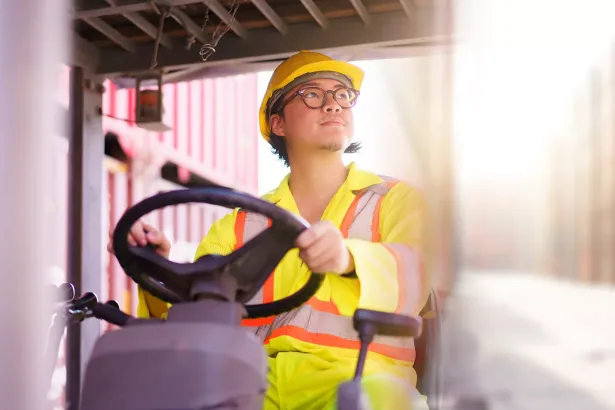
295, 220, 355, 274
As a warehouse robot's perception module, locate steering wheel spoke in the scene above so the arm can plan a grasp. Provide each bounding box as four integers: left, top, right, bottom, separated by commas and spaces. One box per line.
227, 226, 296, 302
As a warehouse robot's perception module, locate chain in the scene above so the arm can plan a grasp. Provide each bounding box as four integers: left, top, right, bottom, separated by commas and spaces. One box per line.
151, 6, 171, 69
186, 5, 210, 50
197, 0, 240, 62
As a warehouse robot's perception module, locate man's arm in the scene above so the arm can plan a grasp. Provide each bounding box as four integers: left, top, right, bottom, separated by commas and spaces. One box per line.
136, 209, 239, 319
344, 182, 430, 317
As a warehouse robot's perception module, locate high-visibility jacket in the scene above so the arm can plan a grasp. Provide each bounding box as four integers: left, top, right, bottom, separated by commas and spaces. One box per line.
137, 161, 430, 396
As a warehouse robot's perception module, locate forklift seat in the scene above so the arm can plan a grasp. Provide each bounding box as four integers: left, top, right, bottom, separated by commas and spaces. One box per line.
414, 289, 443, 410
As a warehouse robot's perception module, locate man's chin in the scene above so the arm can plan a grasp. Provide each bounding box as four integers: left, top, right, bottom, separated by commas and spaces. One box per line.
318, 141, 346, 152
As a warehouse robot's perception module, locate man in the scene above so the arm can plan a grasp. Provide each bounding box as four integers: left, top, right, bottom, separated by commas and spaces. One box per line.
108, 50, 430, 409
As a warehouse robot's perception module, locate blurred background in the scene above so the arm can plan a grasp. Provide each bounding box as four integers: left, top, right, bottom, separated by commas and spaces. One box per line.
4, 0, 615, 409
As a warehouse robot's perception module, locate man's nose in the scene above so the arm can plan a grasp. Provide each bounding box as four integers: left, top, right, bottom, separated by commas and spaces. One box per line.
323, 92, 342, 112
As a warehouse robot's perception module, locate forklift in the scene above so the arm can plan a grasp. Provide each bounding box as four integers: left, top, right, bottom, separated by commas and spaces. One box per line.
49, 185, 442, 409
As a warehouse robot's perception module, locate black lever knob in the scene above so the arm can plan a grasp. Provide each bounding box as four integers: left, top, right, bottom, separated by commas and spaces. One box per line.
70, 292, 98, 311
105, 300, 120, 309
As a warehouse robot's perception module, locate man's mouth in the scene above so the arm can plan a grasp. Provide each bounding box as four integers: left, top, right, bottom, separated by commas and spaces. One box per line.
321, 118, 346, 126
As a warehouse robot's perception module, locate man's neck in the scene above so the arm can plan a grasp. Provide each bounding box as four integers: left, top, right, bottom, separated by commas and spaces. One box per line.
287, 154, 349, 220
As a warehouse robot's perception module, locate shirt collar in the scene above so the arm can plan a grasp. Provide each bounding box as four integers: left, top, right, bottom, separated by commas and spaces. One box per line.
263, 162, 383, 206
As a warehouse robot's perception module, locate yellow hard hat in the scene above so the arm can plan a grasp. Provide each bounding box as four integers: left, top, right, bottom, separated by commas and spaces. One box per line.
259, 50, 365, 142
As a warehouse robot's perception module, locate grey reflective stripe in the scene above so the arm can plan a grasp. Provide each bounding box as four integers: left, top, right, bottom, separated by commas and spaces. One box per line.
240, 211, 270, 306
257, 303, 416, 358
243, 212, 269, 242
384, 243, 424, 316
347, 190, 380, 241
347, 176, 398, 241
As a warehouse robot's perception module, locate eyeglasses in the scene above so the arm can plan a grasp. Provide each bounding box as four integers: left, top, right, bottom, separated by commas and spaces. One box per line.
283, 86, 360, 110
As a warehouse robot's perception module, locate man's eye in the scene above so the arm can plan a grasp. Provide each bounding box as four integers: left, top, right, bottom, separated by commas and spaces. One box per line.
305, 92, 319, 98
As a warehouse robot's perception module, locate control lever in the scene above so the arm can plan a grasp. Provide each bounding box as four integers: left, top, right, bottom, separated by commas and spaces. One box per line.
90, 300, 133, 327
46, 285, 125, 392
337, 310, 423, 410
352, 309, 422, 380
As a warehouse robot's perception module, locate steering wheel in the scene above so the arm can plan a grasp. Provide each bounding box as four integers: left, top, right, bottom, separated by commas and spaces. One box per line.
112, 186, 325, 319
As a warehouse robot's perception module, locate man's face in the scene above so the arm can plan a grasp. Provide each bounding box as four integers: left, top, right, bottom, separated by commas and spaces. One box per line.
270, 78, 355, 155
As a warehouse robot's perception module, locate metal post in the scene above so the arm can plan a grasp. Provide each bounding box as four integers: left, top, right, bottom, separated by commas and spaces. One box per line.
0, 0, 67, 409
65, 68, 105, 409
66, 66, 85, 410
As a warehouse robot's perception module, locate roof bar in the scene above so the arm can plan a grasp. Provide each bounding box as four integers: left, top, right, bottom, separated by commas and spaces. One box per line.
74, 0, 202, 19
299, 0, 329, 29
170, 8, 209, 44
104, 0, 173, 49
83, 17, 136, 52
397, 0, 416, 20
348, 0, 371, 25
250, 0, 288, 35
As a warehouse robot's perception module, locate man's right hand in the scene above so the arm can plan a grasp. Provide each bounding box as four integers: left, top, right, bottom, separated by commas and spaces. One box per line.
107, 220, 171, 259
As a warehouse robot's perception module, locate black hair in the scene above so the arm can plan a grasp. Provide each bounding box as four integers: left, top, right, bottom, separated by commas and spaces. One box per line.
266, 106, 362, 168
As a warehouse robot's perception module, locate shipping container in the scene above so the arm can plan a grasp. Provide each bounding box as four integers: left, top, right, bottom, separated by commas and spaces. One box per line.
546, 45, 615, 285
48, 67, 260, 408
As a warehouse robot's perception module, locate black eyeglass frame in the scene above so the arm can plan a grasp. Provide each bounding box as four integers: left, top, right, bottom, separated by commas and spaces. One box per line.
280, 86, 361, 110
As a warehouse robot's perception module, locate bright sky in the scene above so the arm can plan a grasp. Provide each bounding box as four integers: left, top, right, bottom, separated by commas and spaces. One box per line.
454, 0, 615, 182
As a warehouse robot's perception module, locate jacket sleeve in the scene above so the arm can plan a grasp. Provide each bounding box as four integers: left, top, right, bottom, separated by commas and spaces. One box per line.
136, 209, 239, 319
344, 182, 430, 317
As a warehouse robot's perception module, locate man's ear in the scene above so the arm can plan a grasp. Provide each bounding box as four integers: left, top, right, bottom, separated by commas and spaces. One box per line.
270, 113, 285, 137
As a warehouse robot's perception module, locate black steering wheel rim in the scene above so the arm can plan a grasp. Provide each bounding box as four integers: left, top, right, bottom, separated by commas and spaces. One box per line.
112, 186, 325, 318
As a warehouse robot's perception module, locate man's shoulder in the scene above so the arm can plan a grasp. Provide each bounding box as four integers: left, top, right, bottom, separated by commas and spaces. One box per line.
360, 170, 422, 198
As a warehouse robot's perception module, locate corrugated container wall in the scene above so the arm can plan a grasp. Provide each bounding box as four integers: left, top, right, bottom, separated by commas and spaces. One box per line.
101, 76, 260, 316
49, 66, 259, 407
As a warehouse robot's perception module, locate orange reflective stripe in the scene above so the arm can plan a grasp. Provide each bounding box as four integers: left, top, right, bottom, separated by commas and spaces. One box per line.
306, 296, 340, 315
233, 211, 247, 251
371, 195, 385, 242
264, 326, 415, 362
340, 191, 366, 237
242, 317, 274, 326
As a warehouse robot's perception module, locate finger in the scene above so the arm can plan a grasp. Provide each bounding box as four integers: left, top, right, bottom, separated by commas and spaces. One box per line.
130, 223, 148, 246
295, 229, 316, 249
299, 234, 334, 265
295, 222, 329, 248
146, 230, 165, 246
308, 255, 339, 273
301, 247, 335, 272
127, 233, 137, 247
106, 241, 114, 255
141, 222, 155, 233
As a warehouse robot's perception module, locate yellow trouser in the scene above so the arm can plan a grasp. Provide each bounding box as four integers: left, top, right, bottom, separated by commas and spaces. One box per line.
263, 354, 428, 410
